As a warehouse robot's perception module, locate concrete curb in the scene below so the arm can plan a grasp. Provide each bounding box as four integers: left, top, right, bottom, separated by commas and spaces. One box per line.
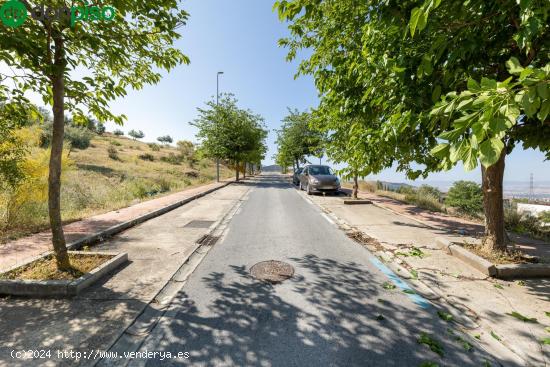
435, 237, 496, 277
495, 262, 550, 279
343, 199, 373, 205
0, 251, 128, 297
435, 237, 550, 279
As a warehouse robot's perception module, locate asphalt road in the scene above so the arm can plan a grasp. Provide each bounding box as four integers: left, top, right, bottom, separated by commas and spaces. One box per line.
134, 174, 498, 367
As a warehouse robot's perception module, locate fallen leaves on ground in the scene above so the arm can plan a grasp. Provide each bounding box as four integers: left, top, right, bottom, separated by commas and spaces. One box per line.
418, 332, 444, 357
506, 311, 537, 323
382, 281, 396, 290
490, 331, 501, 341
437, 311, 454, 322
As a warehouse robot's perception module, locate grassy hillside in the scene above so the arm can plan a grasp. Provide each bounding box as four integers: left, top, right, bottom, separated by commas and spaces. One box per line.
0, 130, 232, 243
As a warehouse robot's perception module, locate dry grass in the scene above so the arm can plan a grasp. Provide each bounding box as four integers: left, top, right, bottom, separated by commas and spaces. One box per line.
460, 242, 537, 265
1, 253, 113, 280
342, 180, 377, 193
0, 132, 233, 243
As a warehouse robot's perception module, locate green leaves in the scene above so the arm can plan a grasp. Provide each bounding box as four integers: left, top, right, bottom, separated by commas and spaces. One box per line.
409, 8, 426, 37
506, 58, 524, 75
437, 310, 454, 322
479, 138, 504, 167
192, 93, 267, 167
506, 311, 537, 323
418, 332, 444, 357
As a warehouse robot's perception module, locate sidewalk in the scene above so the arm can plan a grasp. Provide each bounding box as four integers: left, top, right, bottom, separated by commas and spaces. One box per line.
306, 191, 549, 366
354, 189, 549, 260
0, 180, 232, 272
0, 182, 249, 367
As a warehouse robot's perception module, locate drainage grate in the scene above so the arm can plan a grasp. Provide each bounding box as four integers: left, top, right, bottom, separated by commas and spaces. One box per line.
250, 260, 294, 284
184, 220, 215, 229
196, 234, 220, 246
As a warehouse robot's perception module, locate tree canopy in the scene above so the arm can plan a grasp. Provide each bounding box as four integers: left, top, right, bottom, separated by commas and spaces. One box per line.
0, 0, 189, 270
274, 109, 325, 171
275, 0, 549, 252
192, 93, 267, 181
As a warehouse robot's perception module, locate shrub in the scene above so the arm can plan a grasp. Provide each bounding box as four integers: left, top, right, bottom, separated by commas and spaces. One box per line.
64, 126, 93, 149
409, 194, 444, 212
107, 146, 119, 160
155, 178, 171, 193
445, 180, 483, 216
160, 153, 181, 165
41, 123, 92, 150
138, 153, 155, 161
177, 140, 195, 158
539, 211, 550, 223
95, 122, 106, 135
148, 143, 161, 151
397, 185, 415, 195
113, 129, 124, 136
505, 209, 550, 241
417, 185, 441, 200
110, 140, 122, 146
403, 185, 445, 212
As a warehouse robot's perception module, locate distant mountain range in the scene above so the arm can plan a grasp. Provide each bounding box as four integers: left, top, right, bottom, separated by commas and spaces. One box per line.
381, 180, 550, 199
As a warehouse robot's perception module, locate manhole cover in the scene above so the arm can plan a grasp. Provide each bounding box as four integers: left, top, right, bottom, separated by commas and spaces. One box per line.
250, 260, 294, 283
184, 220, 215, 229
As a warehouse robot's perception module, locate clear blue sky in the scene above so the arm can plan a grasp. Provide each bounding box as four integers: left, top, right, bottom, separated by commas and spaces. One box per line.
102, 0, 549, 184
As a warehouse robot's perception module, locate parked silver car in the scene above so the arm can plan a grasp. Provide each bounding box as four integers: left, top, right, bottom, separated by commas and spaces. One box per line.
299, 165, 340, 195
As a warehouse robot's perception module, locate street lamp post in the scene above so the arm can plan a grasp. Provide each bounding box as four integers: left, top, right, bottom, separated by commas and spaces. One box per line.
216, 71, 223, 182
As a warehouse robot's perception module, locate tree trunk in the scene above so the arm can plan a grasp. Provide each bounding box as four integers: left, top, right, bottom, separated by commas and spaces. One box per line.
49, 35, 71, 271
481, 149, 507, 253
295, 158, 300, 170
352, 174, 359, 199
243, 162, 246, 179
235, 160, 240, 181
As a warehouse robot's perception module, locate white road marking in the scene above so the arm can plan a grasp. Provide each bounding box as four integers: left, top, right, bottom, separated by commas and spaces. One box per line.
321, 212, 336, 225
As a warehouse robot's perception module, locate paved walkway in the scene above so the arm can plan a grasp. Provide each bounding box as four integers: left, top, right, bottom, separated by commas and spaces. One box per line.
308, 190, 549, 366
348, 189, 549, 260
0, 180, 232, 272
0, 183, 249, 367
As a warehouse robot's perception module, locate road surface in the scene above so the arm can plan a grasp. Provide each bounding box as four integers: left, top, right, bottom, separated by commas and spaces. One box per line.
133, 174, 498, 366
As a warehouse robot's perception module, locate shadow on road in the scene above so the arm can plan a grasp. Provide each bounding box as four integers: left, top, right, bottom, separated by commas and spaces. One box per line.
145, 254, 499, 366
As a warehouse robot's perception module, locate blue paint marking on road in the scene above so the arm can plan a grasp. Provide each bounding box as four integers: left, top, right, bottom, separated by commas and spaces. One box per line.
369, 257, 431, 309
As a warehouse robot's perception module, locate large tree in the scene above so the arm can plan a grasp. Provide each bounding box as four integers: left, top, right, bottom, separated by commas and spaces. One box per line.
0, 1, 189, 270
275, 109, 325, 170
192, 94, 267, 181
275, 0, 549, 253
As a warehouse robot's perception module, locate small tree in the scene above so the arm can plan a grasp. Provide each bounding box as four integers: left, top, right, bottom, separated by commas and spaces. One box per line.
113, 129, 125, 136
128, 130, 145, 141
446, 181, 484, 217
157, 135, 173, 145
192, 94, 267, 181
96, 123, 106, 135
275, 109, 325, 170
0, 1, 189, 270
